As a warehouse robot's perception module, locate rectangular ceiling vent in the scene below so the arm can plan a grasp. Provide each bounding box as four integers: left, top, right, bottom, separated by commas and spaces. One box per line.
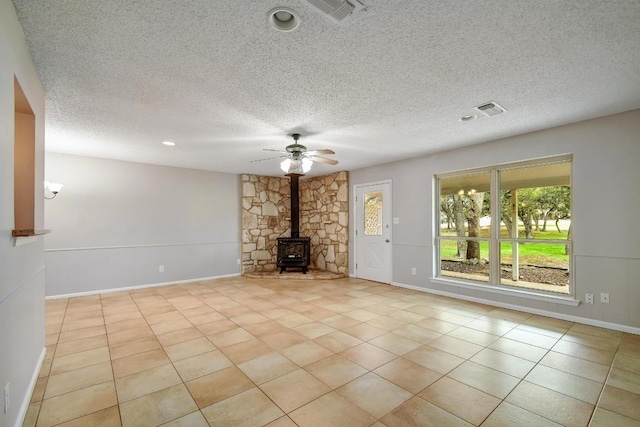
307, 0, 362, 21
473, 101, 507, 117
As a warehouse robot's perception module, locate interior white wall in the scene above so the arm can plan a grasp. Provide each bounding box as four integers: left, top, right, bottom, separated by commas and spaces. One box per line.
44, 153, 241, 297
349, 109, 640, 332
0, 1, 47, 426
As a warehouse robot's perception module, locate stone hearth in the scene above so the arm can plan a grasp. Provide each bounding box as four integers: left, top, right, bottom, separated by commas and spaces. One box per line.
243, 269, 345, 280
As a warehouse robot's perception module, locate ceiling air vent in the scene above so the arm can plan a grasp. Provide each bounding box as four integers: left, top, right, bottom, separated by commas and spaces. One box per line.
307, 0, 362, 21
473, 101, 507, 117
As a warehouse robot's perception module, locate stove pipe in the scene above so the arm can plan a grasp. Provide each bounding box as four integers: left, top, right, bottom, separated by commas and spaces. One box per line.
286, 173, 302, 237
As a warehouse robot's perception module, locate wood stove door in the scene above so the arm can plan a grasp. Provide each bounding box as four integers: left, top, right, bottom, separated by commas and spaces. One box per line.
355, 182, 391, 283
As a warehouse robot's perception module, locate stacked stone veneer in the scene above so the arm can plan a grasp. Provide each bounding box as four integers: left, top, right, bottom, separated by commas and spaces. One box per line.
300, 171, 349, 275
241, 171, 349, 275
241, 175, 290, 273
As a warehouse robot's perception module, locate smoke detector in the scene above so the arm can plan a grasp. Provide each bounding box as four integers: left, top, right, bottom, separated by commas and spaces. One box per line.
306, 0, 364, 22
473, 101, 507, 117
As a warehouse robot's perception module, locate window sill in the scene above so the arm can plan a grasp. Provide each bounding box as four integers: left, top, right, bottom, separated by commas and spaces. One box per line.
430, 276, 581, 307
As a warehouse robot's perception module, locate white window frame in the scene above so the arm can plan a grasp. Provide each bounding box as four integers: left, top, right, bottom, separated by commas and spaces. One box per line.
433, 155, 579, 306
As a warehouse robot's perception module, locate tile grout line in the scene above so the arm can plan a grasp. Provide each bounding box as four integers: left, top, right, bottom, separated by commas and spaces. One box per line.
29, 279, 636, 427
586, 342, 620, 427
33, 297, 69, 427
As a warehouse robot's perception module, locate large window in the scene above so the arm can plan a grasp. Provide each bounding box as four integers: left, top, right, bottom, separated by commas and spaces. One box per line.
437, 156, 572, 296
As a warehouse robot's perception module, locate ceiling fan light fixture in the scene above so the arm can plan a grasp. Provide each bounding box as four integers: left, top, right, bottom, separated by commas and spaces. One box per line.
268, 7, 300, 32
280, 158, 292, 173
280, 157, 312, 174
264, 133, 334, 174
301, 157, 313, 173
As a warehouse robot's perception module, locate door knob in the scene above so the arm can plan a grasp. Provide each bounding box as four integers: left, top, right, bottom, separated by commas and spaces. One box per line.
385, 239, 390, 243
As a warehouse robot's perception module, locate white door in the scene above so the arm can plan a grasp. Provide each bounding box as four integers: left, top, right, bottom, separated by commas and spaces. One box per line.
355, 182, 391, 283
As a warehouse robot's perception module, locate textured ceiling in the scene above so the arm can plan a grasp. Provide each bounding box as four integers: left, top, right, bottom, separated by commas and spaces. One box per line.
12, 0, 640, 176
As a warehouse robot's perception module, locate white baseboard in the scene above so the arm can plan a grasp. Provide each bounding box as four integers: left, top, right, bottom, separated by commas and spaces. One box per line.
45, 273, 241, 300
16, 347, 46, 427
391, 281, 640, 336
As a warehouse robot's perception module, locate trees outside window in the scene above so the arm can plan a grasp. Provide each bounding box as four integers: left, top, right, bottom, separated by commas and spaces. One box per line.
437, 157, 572, 295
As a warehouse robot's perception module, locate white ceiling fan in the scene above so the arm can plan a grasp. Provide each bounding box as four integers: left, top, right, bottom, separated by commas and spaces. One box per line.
252, 133, 338, 174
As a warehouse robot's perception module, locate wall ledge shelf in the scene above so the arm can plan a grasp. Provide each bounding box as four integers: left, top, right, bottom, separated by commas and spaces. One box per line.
12, 229, 51, 237
12, 230, 50, 247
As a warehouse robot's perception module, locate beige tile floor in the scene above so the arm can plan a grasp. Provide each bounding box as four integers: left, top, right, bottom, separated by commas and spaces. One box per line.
23, 277, 640, 427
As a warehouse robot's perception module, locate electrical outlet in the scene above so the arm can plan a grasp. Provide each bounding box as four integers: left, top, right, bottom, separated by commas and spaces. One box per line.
158, 265, 164, 273
4, 383, 9, 414
585, 293, 594, 304
411, 267, 416, 275
600, 293, 610, 304
236, 258, 241, 265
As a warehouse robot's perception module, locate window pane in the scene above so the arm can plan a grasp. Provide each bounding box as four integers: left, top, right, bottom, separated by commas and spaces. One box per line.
500, 163, 571, 240
500, 242, 570, 293
436, 157, 572, 295
364, 191, 383, 236
440, 239, 489, 282
440, 172, 491, 237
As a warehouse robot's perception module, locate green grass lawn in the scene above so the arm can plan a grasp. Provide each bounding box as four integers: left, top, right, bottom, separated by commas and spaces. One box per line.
440, 226, 570, 268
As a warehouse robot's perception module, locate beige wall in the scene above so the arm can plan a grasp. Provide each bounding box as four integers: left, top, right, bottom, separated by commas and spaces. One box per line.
350, 109, 640, 333
0, 1, 47, 425
45, 153, 241, 296
14, 111, 36, 231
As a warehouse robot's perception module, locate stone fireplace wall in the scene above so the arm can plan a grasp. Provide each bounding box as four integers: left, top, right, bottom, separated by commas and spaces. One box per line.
300, 171, 349, 276
241, 174, 290, 273
241, 171, 349, 275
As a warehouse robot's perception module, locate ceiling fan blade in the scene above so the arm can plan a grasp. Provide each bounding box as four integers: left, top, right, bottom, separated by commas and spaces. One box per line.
306, 149, 335, 155
250, 155, 286, 163
263, 148, 288, 153
308, 156, 338, 165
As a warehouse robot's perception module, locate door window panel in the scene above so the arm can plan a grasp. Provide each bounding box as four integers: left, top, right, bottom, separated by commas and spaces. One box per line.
364, 191, 383, 236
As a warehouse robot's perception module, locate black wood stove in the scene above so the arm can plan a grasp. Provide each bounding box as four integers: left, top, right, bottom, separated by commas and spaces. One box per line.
277, 237, 310, 273
277, 173, 311, 273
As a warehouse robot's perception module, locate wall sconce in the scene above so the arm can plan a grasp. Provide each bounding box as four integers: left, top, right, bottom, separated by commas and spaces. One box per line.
44, 181, 64, 199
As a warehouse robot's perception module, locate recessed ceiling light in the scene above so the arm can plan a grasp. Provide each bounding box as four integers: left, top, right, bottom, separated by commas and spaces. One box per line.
275, 11, 292, 21
268, 7, 300, 32
460, 115, 477, 122
162, 141, 176, 146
